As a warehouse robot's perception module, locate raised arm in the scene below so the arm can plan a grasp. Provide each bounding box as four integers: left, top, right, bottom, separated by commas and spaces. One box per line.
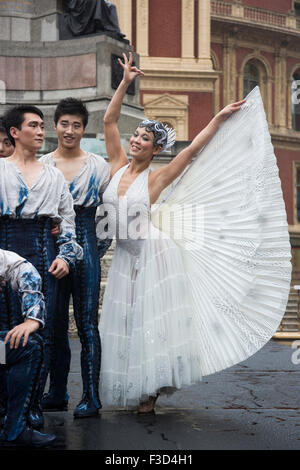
104, 52, 144, 178
150, 99, 246, 199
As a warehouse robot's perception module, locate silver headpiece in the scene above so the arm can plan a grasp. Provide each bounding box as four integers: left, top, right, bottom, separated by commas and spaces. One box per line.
138, 120, 176, 152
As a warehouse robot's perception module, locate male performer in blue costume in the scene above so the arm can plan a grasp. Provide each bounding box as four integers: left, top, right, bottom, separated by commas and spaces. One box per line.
0, 248, 56, 448
41, 98, 111, 418
0, 105, 83, 428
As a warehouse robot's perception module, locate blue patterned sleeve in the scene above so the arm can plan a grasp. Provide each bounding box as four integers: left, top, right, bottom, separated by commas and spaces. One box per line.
95, 199, 112, 258
0, 249, 45, 328
97, 237, 112, 258
56, 180, 83, 267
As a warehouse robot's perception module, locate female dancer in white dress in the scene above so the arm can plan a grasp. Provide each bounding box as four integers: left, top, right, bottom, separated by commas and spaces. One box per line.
99, 53, 291, 413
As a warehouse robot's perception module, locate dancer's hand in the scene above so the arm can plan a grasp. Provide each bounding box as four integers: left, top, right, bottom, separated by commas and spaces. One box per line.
119, 52, 145, 84
216, 100, 246, 122
49, 258, 69, 279
4, 319, 40, 349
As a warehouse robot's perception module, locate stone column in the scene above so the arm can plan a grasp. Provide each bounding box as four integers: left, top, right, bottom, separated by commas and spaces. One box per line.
198, 0, 213, 70
112, 0, 132, 44
182, 0, 195, 59
136, 0, 149, 57
223, 35, 237, 104
274, 46, 287, 128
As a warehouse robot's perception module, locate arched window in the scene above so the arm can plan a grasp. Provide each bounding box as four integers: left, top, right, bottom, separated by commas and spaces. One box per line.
292, 70, 300, 132
243, 62, 260, 96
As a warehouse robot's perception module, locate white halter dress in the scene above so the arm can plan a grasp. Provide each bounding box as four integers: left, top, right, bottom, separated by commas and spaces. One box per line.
99, 87, 291, 408
99, 164, 202, 407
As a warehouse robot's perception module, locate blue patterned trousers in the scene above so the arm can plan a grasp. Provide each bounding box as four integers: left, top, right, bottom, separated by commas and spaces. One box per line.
47, 206, 103, 409
0, 332, 43, 440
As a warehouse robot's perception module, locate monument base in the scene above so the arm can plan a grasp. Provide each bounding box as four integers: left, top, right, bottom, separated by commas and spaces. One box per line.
0, 34, 145, 152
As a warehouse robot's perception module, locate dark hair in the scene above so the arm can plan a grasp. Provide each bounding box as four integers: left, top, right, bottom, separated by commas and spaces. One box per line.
54, 97, 89, 128
2, 105, 44, 146
0, 117, 6, 134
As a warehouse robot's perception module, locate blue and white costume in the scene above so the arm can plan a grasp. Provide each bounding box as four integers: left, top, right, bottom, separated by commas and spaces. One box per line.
0, 249, 45, 441
0, 159, 83, 425
40, 152, 110, 413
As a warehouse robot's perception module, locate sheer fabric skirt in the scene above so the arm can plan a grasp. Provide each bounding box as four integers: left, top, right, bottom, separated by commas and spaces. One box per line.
99, 233, 202, 408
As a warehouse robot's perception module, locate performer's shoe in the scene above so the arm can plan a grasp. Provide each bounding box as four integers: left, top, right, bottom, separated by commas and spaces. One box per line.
41, 393, 68, 412
73, 398, 99, 419
0, 427, 56, 448
138, 393, 160, 414
27, 406, 44, 430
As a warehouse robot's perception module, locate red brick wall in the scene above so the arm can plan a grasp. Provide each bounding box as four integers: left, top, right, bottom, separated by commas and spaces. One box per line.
287, 56, 300, 78
132, 0, 136, 50
148, 0, 181, 57
188, 92, 213, 139
274, 147, 299, 225
236, 47, 253, 72
211, 43, 223, 69
140, 90, 213, 140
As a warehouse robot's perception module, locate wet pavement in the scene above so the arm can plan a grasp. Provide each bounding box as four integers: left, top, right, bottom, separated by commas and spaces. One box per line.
38, 338, 300, 451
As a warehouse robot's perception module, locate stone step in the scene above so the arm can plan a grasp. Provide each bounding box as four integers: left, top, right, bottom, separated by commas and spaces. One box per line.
279, 325, 299, 331
281, 316, 299, 323
279, 320, 299, 325
283, 315, 298, 320
285, 308, 298, 314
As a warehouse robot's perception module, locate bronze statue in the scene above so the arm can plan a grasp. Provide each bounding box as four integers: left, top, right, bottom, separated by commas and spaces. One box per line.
59, 0, 127, 42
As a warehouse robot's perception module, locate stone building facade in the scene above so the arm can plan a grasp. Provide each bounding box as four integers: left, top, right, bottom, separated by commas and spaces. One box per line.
0, 1, 300, 336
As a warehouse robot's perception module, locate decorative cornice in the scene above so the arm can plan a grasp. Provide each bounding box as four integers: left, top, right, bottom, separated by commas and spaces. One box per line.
271, 128, 300, 148
140, 56, 215, 72
140, 76, 216, 92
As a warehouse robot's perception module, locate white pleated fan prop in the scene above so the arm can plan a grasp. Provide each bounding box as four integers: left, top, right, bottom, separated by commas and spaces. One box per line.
151, 86, 292, 377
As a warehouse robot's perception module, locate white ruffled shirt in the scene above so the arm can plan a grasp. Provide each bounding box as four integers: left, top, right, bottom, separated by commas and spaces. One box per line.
0, 159, 83, 266
40, 152, 110, 208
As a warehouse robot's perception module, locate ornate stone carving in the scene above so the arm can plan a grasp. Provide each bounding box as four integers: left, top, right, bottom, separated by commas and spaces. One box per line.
143, 93, 189, 140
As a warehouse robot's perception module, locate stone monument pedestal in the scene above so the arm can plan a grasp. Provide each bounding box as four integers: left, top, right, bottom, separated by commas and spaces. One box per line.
0, 0, 146, 318
0, 6, 145, 153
